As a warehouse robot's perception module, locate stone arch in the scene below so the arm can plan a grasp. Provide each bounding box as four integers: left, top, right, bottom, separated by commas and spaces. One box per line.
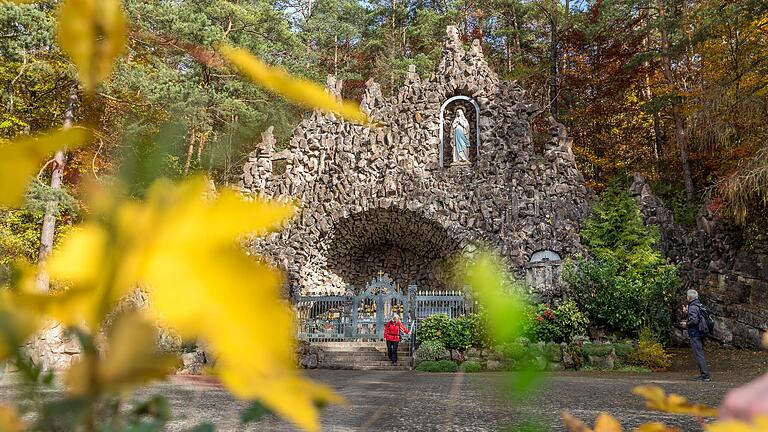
439, 95, 481, 167
324, 207, 462, 292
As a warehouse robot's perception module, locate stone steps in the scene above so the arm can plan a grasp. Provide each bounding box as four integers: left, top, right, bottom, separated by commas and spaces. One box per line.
313, 341, 413, 370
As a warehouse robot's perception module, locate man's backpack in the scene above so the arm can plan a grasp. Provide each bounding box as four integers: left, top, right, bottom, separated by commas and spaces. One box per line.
698, 303, 715, 335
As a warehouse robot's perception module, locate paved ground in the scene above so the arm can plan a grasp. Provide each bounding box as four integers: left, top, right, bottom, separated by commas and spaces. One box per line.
152, 369, 741, 432
1, 347, 765, 431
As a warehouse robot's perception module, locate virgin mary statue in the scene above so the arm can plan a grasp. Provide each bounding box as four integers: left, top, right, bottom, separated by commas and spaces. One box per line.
452, 108, 471, 163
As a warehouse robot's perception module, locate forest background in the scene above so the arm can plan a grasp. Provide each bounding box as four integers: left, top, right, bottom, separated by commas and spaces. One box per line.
1, 0, 767, 269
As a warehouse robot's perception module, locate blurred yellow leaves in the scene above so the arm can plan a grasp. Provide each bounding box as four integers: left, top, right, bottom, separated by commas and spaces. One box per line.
562, 412, 623, 432
67, 313, 177, 396
633, 385, 719, 417
45, 177, 339, 431
220, 45, 369, 125
0, 291, 41, 361
562, 411, 681, 432
0, 404, 24, 432
0, 127, 90, 206
705, 416, 768, 432
56, 0, 128, 92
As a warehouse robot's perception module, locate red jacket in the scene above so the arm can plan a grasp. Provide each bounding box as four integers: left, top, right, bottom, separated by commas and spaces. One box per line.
384, 320, 409, 342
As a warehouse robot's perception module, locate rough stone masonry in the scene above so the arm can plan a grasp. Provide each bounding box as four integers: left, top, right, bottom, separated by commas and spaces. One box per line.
239, 26, 591, 300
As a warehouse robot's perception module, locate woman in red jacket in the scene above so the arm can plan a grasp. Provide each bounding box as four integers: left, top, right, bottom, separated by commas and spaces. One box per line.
384, 314, 410, 365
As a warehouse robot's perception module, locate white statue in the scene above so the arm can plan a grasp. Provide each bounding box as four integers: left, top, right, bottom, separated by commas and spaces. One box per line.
452, 108, 471, 163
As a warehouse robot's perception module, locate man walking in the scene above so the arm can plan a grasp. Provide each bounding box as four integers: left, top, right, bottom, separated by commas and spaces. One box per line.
681, 289, 711, 381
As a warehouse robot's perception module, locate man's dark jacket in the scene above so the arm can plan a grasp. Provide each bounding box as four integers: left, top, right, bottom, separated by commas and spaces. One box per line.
687, 299, 710, 337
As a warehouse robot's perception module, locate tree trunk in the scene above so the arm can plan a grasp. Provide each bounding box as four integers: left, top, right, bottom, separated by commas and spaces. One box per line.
36, 84, 78, 293
183, 129, 196, 175
511, 6, 521, 54
549, 18, 559, 116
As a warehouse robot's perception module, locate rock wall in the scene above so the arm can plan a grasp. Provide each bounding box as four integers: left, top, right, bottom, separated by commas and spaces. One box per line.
240, 26, 591, 300
630, 173, 768, 348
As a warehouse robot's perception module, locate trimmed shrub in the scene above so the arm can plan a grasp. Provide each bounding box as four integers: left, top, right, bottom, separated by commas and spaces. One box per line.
415, 359, 458, 372
467, 312, 493, 349
415, 340, 446, 362
444, 315, 474, 354
523, 300, 589, 343
418, 314, 450, 343
459, 360, 482, 373
627, 329, 672, 371
542, 342, 562, 362
581, 343, 613, 357
612, 342, 635, 358
498, 342, 528, 360
565, 342, 583, 370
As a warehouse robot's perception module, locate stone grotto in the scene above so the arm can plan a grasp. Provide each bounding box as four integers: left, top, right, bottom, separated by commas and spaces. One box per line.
239, 26, 592, 301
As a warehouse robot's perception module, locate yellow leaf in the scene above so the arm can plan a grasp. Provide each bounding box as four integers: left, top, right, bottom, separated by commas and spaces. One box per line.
595, 413, 623, 432
0, 127, 90, 206
0, 291, 41, 361
562, 411, 593, 432
633, 385, 718, 417
220, 45, 369, 124
636, 423, 681, 432
0, 404, 24, 432
705, 416, 768, 432
57, 0, 128, 92
47, 176, 339, 431
67, 313, 177, 396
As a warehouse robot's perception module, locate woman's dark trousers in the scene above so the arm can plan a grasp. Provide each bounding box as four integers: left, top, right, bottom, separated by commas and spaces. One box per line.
386, 341, 399, 364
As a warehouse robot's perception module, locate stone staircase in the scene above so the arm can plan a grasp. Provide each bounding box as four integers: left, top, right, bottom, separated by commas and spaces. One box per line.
314, 341, 412, 370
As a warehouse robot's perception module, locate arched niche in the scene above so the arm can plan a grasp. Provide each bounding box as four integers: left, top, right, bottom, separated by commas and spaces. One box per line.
526, 249, 563, 302
530, 250, 562, 263
439, 95, 481, 168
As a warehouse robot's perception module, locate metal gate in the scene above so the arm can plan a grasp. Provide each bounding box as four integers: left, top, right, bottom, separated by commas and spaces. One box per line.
294, 274, 474, 341
294, 274, 414, 341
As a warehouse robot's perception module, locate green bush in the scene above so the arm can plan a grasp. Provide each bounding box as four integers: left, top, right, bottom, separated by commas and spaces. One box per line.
467, 312, 493, 349
418, 314, 450, 343
523, 300, 589, 343
498, 342, 528, 360
542, 342, 562, 362
414, 340, 446, 362
565, 342, 583, 370
418, 313, 490, 354
581, 343, 613, 357
627, 329, 672, 371
564, 179, 679, 340
415, 359, 458, 373
459, 360, 482, 373
444, 315, 474, 354
612, 342, 635, 358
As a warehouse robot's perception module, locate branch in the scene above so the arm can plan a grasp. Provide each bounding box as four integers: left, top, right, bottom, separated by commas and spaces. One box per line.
92, 139, 104, 180
36, 158, 56, 182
